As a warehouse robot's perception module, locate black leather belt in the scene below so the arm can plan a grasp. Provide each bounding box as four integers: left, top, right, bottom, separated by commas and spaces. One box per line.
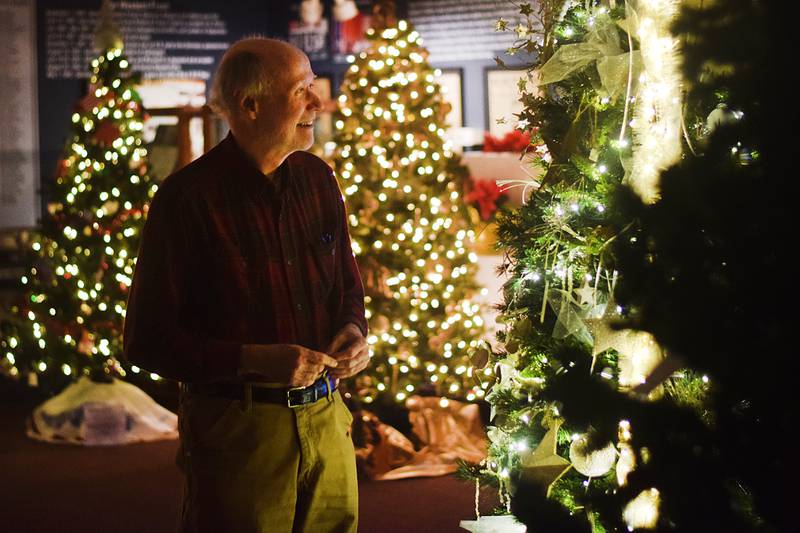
185, 374, 336, 408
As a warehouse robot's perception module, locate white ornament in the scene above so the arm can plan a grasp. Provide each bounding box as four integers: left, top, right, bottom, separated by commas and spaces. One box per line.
568, 434, 617, 477
705, 104, 737, 134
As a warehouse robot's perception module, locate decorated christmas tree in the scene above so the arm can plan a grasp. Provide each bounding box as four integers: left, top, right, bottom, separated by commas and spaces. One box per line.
466, 1, 789, 532
331, 7, 487, 404
529, 0, 789, 530
462, 1, 694, 530
0, 14, 157, 391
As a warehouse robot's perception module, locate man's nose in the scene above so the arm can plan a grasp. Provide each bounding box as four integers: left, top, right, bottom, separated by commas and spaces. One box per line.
308, 89, 323, 111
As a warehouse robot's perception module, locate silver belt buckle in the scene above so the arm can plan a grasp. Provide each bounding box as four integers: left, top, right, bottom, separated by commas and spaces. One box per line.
287, 385, 305, 408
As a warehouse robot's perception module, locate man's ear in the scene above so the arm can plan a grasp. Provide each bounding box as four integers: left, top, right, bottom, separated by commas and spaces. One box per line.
240, 95, 258, 120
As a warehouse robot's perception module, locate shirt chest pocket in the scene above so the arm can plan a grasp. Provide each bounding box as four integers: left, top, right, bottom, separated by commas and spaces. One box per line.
304, 222, 338, 300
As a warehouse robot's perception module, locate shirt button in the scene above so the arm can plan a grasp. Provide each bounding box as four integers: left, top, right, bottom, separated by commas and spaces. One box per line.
287, 259, 293, 266
296, 303, 303, 310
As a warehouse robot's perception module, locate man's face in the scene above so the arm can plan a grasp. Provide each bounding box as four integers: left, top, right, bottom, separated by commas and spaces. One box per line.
257, 51, 322, 156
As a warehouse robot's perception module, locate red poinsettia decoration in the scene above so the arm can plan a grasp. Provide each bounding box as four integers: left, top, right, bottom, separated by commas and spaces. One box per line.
465, 179, 507, 221
483, 130, 532, 152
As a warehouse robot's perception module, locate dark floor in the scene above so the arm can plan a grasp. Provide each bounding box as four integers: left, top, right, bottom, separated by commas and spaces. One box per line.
0, 398, 498, 533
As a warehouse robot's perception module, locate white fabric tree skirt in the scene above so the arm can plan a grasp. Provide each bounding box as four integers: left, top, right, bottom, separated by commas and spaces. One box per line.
460, 515, 527, 532
27, 376, 178, 446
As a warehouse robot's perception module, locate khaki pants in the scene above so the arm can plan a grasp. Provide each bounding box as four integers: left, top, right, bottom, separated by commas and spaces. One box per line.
176, 387, 358, 533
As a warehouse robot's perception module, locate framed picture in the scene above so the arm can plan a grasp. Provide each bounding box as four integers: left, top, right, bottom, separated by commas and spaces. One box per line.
313, 74, 334, 147
331, 0, 372, 61
288, 0, 329, 61
437, 68, 463, 129
485, 68, 529, 137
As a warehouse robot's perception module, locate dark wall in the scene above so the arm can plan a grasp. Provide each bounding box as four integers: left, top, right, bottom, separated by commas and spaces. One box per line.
35, 0, 525, 195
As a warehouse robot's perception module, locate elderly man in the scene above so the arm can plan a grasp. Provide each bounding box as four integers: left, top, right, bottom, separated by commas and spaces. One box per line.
124, 38, 369, 532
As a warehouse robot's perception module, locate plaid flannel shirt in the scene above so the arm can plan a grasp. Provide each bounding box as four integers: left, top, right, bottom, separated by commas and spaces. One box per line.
123, 134, 367, 383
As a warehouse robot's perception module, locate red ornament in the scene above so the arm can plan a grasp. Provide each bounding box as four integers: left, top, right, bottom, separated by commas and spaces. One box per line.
77, 91, 102, 113
95, 121, 121, 146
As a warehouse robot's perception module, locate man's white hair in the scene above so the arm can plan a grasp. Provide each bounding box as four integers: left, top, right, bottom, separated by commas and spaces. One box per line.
208, 37, 288, 117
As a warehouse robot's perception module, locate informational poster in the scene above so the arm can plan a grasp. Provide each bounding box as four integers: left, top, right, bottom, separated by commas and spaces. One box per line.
43, 2, 231, 81
288, 0, 329, 61
0, 0, 39, 229
408, 0, 523, 62
37, 0, 244, 187
486, 68, 528, 137
331, 0, 371, 60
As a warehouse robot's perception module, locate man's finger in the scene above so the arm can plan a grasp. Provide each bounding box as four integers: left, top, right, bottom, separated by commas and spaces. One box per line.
308, 351, 339, 368
334, 339, 367, 359
330, 360, 367, 379
325, 332, 351, 354
331, 349, 366, 368
325, 336, 342, 354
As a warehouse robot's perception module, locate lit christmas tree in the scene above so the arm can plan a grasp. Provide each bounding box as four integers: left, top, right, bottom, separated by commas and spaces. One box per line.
547, 0, 788, 530
461, 2, 696, 530
331, 9, 488, 404
0, 17, 156, 390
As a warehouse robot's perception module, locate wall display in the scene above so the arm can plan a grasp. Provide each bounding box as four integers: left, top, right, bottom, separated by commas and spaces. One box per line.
407, 0, 523, 62
288, 0, 329, 61
437, 69, 463, 129
331, 0, 371, 60
485, 68, 528, 137
0, 0, 39, 229
43, 3, 231, 81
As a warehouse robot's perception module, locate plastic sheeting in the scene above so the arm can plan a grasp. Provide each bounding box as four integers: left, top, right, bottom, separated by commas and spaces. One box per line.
27, 376, 178, 446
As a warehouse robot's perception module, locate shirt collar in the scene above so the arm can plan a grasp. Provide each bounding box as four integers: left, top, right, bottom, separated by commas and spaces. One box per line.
220, 132, 287, 196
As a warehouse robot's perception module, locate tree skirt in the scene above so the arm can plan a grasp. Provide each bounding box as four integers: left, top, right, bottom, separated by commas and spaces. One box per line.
27, 376, 178, 446
459, 515, 527, 533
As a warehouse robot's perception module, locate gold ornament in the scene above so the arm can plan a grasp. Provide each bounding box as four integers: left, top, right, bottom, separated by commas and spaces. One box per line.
470, 344, 490, 370
520, 422, 571, 496
616, 442, 636, 486
568, 434, 617, 477
623, 488, 661, 530
102, 200, 119, 216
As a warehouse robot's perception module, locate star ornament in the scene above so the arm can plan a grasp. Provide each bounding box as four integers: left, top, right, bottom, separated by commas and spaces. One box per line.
520, 423, 572, 496
585, 310, 663, 385
574, 281, 596, 307
584, 314, 621, 359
